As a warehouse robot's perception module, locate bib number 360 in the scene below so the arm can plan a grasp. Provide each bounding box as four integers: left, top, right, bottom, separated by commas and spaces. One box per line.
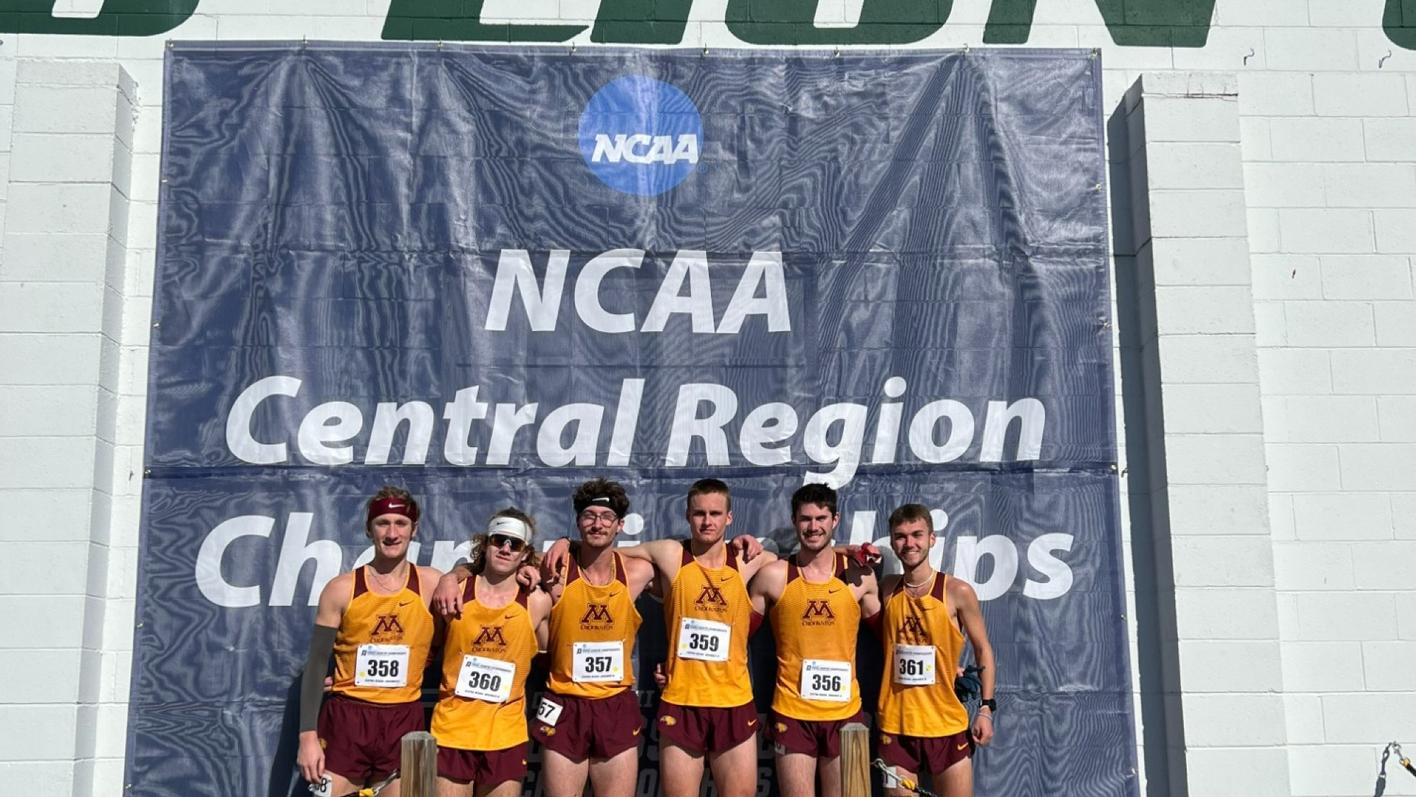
455, 655, 515, 702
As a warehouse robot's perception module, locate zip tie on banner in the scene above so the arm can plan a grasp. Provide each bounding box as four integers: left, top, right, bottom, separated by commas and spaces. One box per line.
1375, 742, 1416, 797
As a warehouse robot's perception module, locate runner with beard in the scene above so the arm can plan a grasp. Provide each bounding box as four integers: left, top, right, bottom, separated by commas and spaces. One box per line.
877, 504, 997, 797
746, 484, 881, 797
298, 486, 440, 797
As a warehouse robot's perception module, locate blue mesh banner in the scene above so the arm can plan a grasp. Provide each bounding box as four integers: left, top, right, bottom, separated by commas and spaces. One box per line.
129, 43, 1136, 797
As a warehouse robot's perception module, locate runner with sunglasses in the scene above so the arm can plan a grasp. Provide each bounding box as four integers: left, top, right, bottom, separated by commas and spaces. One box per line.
431, 508, 553, 797
434, 479, 654, 797
298, 486, 440, 797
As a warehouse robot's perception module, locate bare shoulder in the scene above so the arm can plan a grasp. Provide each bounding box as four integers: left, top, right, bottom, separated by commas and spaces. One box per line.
947, 575, 980, 605
415, 564, 444, 590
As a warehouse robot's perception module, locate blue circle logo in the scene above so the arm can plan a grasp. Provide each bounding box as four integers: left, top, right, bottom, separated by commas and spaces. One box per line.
578, 76, 703, 197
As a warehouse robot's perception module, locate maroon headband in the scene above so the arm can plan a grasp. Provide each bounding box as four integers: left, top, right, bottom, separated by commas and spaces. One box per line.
368, 496, 418, 524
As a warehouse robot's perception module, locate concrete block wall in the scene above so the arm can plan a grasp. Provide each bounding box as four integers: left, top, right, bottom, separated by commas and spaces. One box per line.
0, 1, 1411, 795
0, 58, 136, 796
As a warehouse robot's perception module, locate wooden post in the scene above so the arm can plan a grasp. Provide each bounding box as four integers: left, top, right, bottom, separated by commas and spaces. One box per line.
840, 721, 870, 797
400, 731, 437, 797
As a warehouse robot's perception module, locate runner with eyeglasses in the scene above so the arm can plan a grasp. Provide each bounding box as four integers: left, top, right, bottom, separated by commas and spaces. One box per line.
434, 479, 654, 797
542, 479, 777, 797
431, 508, 553, 797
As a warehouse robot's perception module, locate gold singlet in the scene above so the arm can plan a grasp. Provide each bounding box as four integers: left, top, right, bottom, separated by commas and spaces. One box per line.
770, 552, 862, 720
661, 541, 754, 708
548, 551, 641, 699
330, 565, 434, 704
431, 578, 537, 750
877, 573, 968, 737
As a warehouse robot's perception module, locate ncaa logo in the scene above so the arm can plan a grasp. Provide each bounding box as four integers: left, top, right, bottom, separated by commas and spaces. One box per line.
578, 75, 702, 196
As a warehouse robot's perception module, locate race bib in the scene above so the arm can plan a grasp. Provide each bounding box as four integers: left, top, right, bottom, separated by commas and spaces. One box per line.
354, 644, 409, 688
454, 655, 516, 702
800, 659, 852, 702
536, 696, 564, 727
893, 644, 936, 686
676, 618, 731, 662
572, 641, 625, 682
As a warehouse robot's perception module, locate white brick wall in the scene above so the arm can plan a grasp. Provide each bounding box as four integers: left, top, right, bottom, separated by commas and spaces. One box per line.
0, 1, 1412, 795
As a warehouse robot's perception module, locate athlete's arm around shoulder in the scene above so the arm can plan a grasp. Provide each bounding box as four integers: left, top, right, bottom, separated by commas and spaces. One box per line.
747, 557, 789, 615
736, 546, 778, 584
621, 555, 656, 599
616, 538, 691, 584
841, 561, 882, 617
528, 588, 554, 651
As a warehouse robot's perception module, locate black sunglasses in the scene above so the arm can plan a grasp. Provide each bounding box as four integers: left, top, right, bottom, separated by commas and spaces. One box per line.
488, 533, 526, 552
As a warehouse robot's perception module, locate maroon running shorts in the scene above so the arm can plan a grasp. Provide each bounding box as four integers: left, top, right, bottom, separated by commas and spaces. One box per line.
878, 728, 974, 776
656, 700, 759, 754
531, 689, 644, 760
317, 694, 424, 783
436, 743, 529, 786
769, 709, 867, 758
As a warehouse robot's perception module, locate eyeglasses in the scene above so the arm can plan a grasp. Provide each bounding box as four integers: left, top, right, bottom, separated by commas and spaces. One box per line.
488, 534, 526, 552
578, 510, 619, 525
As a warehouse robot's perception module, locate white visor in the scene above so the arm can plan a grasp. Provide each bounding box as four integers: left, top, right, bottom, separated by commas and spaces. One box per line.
486, 516, 530, 543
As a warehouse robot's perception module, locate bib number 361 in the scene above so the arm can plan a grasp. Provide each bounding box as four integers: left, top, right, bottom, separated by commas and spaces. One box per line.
893, 644, 936, 686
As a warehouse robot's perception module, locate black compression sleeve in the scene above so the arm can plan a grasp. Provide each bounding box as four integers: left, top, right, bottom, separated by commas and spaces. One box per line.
299, 625, 338, 733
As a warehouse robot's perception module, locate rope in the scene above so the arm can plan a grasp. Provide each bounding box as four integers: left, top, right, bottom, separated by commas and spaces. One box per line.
873, 758, 939, 797
1375, 742, 1416, 797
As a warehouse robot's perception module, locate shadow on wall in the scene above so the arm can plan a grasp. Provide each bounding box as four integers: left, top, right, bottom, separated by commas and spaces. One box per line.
1105, 86, 1189, 797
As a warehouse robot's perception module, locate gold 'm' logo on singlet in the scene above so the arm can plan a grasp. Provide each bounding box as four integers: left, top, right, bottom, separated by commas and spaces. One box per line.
802, 599, 836, 625
473, 626, 507, 647
371, 613, 404, 638
897, 616, 929, 641
580, 603, 613, 627
695, 584, 728, 609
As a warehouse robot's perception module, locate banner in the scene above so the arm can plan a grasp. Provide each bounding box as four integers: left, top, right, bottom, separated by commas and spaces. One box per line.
129, 44, 1136, 796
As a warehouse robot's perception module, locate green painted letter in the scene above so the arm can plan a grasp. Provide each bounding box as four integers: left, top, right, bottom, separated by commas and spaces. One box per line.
0, 0, 197, 35
382, 0, 585, 42
983, 0, 1217, 47
1385, 0, 1416, 50
725, 0, 949, 45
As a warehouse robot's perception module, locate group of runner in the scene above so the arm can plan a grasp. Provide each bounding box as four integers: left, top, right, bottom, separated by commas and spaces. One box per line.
297, 478, 996, 797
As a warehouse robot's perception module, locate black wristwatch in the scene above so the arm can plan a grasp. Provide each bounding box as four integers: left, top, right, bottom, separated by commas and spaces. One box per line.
980, 698, 997, 712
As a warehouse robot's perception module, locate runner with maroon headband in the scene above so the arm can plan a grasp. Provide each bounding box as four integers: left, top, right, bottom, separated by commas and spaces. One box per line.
298, 486, 441, 797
